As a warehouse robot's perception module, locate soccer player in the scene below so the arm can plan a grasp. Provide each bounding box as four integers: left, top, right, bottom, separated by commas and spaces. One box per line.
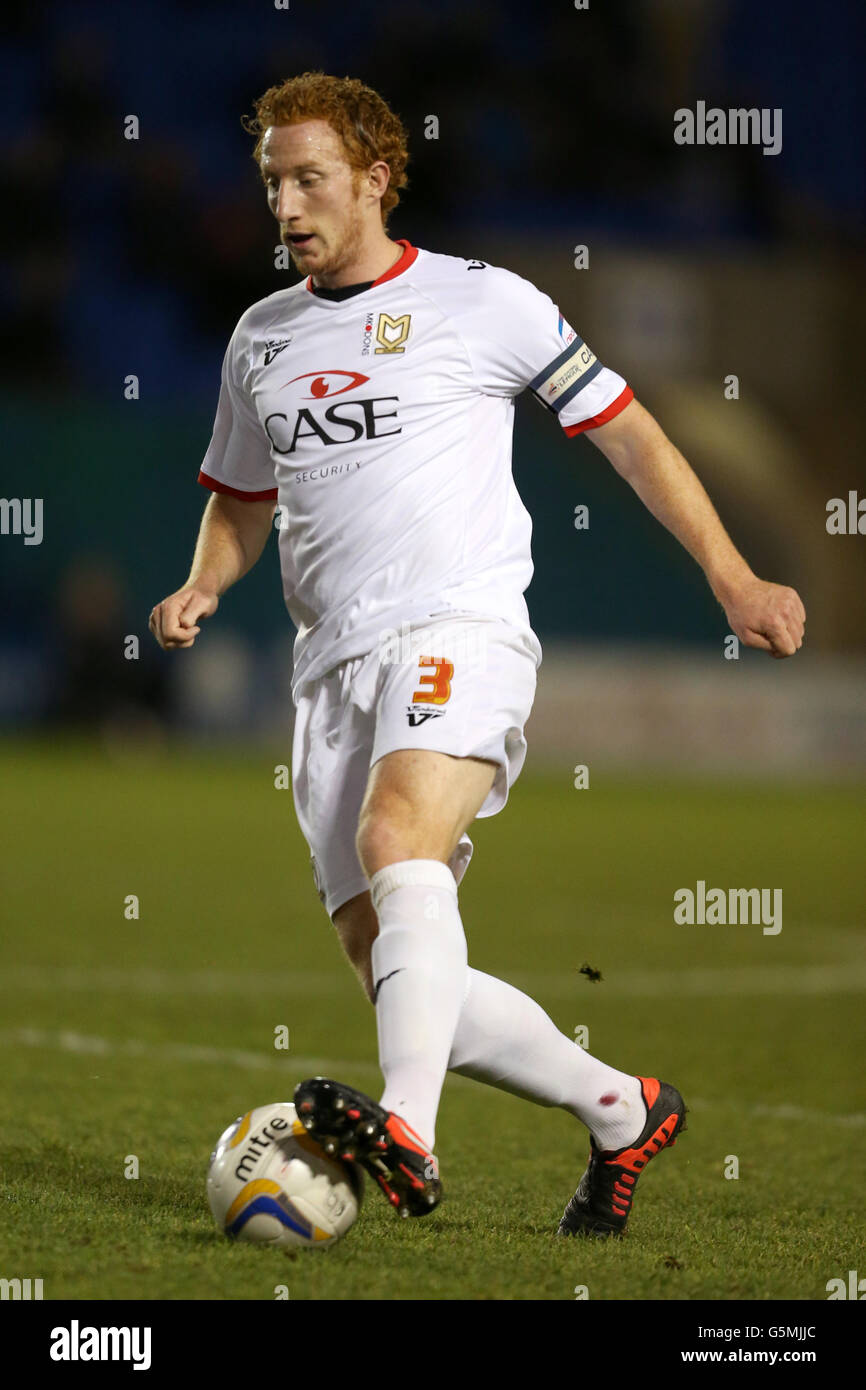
149, 73, 805, 1235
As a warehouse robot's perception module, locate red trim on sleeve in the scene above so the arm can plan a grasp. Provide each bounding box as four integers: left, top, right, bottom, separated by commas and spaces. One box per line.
305, 239, 417, 293
562, 385, 634, 437
198, 470, 278, 502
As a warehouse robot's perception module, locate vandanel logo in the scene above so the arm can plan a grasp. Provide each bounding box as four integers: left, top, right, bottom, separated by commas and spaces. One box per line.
281, 370, 369, 400
263, 337, 293, 365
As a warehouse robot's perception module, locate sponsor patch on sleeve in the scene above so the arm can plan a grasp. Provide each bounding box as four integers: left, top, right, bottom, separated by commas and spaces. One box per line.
529, 336, 602, 415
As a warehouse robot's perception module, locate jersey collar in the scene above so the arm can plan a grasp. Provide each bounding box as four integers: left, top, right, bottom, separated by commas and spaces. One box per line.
305, 239, 417, 294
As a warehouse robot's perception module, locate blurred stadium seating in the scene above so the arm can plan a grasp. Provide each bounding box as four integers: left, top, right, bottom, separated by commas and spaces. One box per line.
1, 0, 864, 770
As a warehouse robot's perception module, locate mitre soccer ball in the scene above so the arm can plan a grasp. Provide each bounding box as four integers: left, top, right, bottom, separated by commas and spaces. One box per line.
207, 1101, 363, 1249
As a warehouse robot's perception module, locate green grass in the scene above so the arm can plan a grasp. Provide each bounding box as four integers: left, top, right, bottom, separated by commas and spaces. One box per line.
1, 740, 864, 1300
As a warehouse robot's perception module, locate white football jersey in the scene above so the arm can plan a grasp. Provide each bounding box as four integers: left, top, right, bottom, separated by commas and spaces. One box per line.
199, 239, 633, 694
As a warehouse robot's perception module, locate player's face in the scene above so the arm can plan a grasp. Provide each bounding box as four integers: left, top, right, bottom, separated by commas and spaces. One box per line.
261, 121, 371, 282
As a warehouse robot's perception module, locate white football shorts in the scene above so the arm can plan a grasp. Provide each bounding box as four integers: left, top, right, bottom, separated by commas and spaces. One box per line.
291, 613, 540, 917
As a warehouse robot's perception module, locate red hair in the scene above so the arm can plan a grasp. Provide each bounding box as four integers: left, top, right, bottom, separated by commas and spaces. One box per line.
243, 70, 410, 226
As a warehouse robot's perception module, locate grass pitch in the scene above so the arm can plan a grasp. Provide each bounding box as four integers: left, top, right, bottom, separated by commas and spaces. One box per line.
1, 740, 863, 1301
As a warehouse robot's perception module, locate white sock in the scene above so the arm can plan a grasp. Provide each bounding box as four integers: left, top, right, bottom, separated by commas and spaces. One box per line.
369, 859, 468, 1153
448, 969, 645, 1150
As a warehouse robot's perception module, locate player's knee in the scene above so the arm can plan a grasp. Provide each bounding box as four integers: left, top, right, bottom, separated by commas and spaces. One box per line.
355, 800, 412, 878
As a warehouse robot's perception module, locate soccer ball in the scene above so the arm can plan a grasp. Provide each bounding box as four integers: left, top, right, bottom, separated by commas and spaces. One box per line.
207, 1101, 363, 1250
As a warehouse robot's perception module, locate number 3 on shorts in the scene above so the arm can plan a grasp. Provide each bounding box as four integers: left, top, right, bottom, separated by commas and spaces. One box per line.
412, 656, 454, 705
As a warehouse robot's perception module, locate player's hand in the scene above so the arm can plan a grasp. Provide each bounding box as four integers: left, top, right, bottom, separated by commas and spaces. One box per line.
721, 577, 805, 658
149, 586, 219, 650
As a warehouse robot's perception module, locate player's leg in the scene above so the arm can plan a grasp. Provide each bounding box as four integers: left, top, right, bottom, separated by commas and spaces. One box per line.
293, 648, 491, 1212
295, 621, 509, 1213
297, 749, 490, 1216
292, 657, 456, 1215
353, 746, 494, 1154
334, 888, 666, 1153
297, 619, 684, 1226
332, 890, 378, 1000
332, 888, 685, 1235
339, 619, 537, 1167
355, 746, 495, 874
299, 753, 494, 1216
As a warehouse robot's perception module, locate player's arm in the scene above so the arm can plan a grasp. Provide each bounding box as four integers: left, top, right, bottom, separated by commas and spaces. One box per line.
586, 396, 806, 657
149, 492, 275, 651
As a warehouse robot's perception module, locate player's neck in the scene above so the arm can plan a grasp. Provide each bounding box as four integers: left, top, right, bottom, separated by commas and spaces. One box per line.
311, 236, 404, 291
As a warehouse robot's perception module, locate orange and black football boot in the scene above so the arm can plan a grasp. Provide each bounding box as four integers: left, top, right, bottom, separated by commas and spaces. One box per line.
293, 1077, 442, 1218
557, 1077, 686, 1237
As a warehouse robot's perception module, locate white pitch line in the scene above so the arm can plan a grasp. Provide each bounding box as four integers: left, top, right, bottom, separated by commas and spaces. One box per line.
2, 961, 865, 998
1, 1028, 864, 1128
0, 1027, 379, 1077
0, 967, 356, 997
681, 1095, 866, 1129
